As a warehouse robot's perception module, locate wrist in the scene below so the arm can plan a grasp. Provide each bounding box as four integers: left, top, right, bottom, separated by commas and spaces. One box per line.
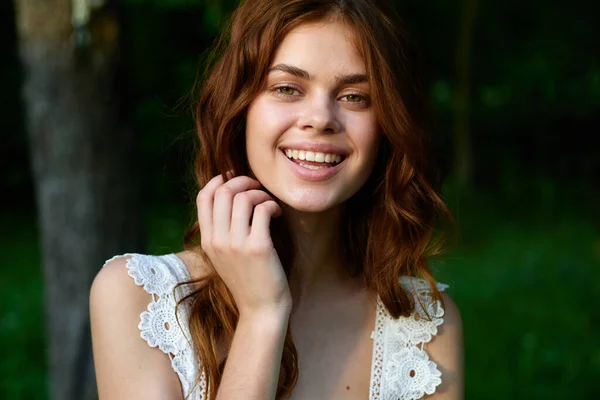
238, 307, 291, 332
238, 297, 293, 321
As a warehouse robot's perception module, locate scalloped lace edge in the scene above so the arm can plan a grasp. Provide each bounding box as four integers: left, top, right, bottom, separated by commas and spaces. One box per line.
104, 254, 207, 399
369, 277, 448, 400
105, 255, 447, 400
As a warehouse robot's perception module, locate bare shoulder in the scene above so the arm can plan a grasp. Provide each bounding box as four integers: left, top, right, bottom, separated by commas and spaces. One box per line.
439, 292, 462, 333
90, 255, 183, 400
91, 256, 138, 300
425, 292, 464, 399
90, 256, 151, 321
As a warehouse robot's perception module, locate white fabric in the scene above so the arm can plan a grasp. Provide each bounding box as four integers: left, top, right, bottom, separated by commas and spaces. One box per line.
104, 253, 447, 400
103, 253, 207, 398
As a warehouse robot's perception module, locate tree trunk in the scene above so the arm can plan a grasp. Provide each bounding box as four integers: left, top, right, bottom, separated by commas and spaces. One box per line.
14, 1, 144, 399
454, 0, 478, 187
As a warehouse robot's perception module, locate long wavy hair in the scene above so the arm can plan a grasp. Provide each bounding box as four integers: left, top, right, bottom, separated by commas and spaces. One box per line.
179, 0, 453, 398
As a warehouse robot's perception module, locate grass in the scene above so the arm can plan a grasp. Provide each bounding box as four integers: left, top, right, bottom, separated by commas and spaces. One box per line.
1, 180, 598, 399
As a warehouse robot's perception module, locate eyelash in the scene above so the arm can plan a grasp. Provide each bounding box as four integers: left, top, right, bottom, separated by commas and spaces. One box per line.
269, 84, 369, 106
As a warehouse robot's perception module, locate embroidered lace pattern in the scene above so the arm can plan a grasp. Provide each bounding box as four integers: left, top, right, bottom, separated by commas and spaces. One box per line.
369, 276, 449, 400
103, 253, 207, 399
105, 254, 448, 400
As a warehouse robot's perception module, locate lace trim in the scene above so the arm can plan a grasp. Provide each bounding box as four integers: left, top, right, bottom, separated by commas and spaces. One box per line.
104, 254, 446, 400
369, 277, 448, 400
103, 254, 207, 399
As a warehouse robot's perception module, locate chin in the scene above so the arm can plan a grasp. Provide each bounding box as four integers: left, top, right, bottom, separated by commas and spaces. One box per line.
275, 187, 346, 214
282, 200, 334, 213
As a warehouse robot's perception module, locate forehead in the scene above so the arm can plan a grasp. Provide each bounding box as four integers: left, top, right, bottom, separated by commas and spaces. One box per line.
271, 20, 366, 75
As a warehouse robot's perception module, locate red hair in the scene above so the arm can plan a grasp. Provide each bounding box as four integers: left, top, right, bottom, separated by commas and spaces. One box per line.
180, 0, 453, 398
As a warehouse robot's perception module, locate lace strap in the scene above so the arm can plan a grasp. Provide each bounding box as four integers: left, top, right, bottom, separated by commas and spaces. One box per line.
369, 276, 448, 400
102, 253, 205, 399
399, 276, 449, 295
103, 253, 189, 295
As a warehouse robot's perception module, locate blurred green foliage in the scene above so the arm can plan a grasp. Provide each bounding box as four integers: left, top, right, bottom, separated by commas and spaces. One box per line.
437, 179, 599, 398
3, 180, 598, 399
1, 0, 599, 398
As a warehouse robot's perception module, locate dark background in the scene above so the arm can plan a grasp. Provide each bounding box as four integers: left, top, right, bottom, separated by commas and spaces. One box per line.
1, 0, 599, 398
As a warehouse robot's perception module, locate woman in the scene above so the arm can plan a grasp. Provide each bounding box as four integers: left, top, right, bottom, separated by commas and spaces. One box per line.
90, 0, 464, 399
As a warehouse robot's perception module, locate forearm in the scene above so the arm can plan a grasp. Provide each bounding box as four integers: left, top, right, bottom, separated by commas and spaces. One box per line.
216, 311, 290, 400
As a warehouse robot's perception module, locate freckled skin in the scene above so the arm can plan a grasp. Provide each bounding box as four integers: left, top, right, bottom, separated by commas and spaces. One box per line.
245, 20, 381, 212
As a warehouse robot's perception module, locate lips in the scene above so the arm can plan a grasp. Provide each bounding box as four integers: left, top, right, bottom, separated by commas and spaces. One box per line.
278, 141, 350, 157
280, 149, 346, 181
280, 148, 345, 166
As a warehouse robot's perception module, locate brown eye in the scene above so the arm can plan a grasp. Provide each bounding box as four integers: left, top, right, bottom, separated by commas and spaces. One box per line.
277, 86, 297, 96
271, 86, 298, 97
341, 93, 369, 106
270, 85, 301, 99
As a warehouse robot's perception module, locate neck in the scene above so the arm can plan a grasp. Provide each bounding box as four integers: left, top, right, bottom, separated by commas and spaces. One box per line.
282, 203, 359, 308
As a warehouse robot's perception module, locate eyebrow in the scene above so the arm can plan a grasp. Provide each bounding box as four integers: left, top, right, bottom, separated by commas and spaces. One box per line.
268, 63, 368, 86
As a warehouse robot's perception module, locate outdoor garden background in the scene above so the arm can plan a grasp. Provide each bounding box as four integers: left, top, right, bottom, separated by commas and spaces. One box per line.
1, 0, 599, 398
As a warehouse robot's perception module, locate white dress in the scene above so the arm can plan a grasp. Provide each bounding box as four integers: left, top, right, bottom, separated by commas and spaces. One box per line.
104, 253, 448, 400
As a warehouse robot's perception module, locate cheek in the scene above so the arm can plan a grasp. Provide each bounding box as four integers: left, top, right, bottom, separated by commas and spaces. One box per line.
348, 115, 380, 159
245, 99, 296, 180
349, 123, 382, 191
365, 130, 382, 159
246, 99, 294, 150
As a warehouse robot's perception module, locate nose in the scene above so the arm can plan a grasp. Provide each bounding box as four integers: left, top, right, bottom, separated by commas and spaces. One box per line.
297, 95, 342, 134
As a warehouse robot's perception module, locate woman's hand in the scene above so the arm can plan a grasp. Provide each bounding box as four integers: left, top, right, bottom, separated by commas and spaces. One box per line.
197, 172, 292, 318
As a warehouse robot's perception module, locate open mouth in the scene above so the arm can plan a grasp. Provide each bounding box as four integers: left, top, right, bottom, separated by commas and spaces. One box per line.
280, 148, 347, 170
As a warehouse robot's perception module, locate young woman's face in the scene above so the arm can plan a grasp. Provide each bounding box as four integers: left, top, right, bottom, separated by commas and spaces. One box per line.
246, 20, 380, 212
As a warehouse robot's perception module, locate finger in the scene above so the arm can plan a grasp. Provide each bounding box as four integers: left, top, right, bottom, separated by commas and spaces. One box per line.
196, 173, 228, 246
224, 169, 234, 181
198, 170, 233, 198
249, 200, 282, 241
212, 176, 262, 243
231, 190, 276, 242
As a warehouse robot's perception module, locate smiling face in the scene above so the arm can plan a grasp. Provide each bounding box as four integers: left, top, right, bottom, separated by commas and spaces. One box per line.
245, 19, 381, 212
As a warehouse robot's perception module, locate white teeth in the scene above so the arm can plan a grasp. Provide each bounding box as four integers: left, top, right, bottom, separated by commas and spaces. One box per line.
298, 162, 327, 170
282, 148, 345, 164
